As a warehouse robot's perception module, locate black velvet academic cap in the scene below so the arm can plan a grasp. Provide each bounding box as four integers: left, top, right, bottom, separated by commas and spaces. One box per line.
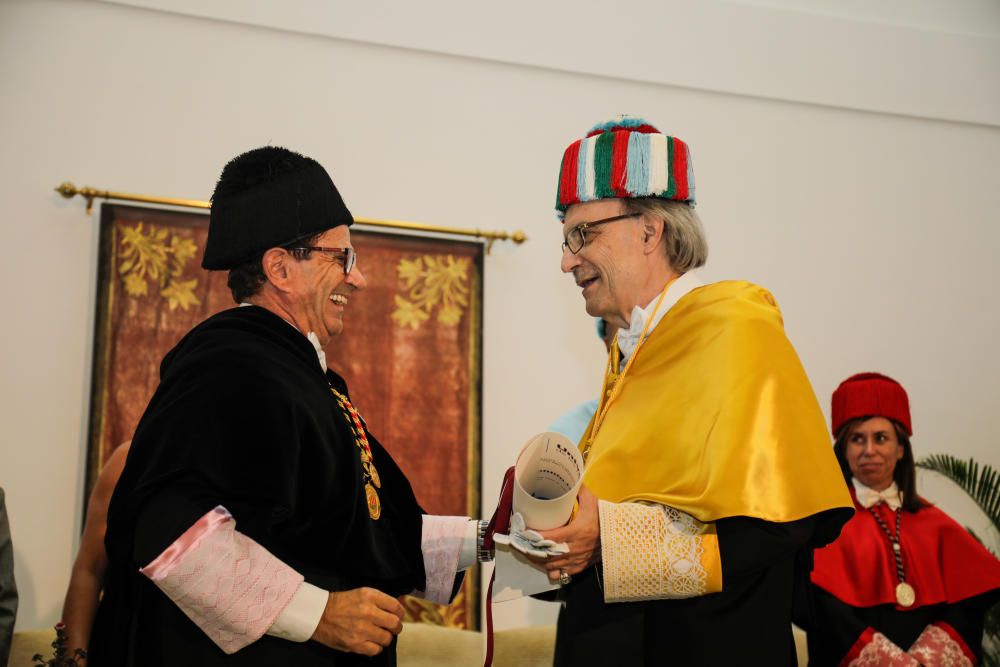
202, 146, 353, 270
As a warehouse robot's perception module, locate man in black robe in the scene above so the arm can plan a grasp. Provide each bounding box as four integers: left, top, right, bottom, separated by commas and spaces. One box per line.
89, 147, 474, 666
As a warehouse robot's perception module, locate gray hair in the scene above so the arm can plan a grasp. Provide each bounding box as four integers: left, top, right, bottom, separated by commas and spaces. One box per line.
624, 198, 708, 272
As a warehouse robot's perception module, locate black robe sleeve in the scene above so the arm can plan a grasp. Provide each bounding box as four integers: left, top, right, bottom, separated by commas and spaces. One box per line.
931, 592, 994, 662
554, 513, 839, 667
796, 585, 996, 666
108, 313, 425, 594
92, 308, 427, 667
717, 514, 819, 579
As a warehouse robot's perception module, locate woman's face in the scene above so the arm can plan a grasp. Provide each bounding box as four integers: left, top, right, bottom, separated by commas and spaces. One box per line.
845, 416, 905, 491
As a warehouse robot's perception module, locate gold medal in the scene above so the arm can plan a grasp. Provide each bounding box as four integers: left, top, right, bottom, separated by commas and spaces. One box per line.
895, 582, 915, 607
333, 386, 385, 520
868, 507, 915, 608
365, 483, 381, 520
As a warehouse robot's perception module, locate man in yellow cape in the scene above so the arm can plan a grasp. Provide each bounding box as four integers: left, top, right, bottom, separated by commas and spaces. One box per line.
532, 116, 853, 666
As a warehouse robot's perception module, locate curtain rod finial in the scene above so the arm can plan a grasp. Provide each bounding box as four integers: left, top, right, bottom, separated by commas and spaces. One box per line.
55, 182, 101, 214
55, 182, 79, 199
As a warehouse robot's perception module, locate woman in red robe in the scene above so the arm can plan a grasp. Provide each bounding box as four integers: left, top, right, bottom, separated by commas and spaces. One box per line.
799, 372, 1000, 666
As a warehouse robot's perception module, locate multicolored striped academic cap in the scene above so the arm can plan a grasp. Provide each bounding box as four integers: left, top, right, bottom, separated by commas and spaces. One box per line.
555, 115, 695, 218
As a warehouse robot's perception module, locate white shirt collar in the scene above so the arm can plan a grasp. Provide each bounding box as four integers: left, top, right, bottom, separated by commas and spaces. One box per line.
240, 302, 327, 372
852, 477, 903, 510
305, 332, 328, 373
617, 271, 705, 363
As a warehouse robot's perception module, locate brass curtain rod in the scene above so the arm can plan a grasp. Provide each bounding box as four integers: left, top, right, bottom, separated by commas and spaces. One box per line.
55, 182, 527, 252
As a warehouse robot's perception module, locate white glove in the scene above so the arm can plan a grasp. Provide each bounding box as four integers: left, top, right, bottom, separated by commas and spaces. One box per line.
491, 512, 570, 558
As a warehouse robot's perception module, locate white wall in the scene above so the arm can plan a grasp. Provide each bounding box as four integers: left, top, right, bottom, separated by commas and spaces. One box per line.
1, 0, 997, 632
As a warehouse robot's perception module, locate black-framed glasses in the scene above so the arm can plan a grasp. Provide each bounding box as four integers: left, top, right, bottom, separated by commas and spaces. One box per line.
289, 246, 357, 274
561, 213, 640, 254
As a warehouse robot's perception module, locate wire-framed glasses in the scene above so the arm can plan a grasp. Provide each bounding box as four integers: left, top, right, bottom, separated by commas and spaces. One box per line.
561, 213, 640, 254
289, 246, 357, 274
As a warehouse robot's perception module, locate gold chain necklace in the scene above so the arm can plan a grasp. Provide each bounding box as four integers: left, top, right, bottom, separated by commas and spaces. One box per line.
331, 387, 382, 520
583, 278, 676, 462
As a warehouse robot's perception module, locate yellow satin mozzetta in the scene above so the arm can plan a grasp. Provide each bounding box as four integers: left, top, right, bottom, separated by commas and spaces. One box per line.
580, 280, 851, 523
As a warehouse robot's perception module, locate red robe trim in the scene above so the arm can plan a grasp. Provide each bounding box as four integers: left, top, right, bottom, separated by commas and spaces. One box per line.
841, 627, 878, 666
812, 492, 1000, 610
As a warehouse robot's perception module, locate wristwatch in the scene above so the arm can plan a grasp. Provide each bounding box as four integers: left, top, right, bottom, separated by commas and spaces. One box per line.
476, 519, 494, 563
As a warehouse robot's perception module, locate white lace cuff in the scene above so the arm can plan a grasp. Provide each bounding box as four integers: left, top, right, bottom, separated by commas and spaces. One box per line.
412, 515, 469, 605
457, 518, 479, 571
598, 500, 721, 603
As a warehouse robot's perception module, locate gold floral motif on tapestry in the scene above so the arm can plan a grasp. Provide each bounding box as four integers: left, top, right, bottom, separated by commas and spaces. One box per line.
118, 222, 201, 311
392, 254, 470, 329
400, 588, 467, 628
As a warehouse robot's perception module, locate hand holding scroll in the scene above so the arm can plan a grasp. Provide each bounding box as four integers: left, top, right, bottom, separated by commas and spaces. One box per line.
530, 485, 602, 581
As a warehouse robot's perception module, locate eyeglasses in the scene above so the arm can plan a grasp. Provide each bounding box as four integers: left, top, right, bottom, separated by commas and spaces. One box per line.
289, 246, 357, 274
561, 213, 640, 254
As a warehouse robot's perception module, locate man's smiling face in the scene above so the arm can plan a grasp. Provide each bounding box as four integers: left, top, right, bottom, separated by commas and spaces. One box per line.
560, 199, 647, 323
287, 226, 367, 345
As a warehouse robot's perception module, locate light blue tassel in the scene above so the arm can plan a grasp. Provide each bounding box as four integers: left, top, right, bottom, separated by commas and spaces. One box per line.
686, 144, 696, 205
625, 132, 650, 196
575, 138, 590, 202
588, 115, 654, 135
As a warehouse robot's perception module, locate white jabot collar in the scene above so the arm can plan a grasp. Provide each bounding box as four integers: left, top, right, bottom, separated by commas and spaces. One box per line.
617, 271, 705, 363
240, 302, 327, 372
305, 332, 328, 372
852, 477, 903, 510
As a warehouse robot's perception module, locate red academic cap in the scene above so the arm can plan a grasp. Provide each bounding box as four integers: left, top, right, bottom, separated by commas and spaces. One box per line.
831, 372, 912, 437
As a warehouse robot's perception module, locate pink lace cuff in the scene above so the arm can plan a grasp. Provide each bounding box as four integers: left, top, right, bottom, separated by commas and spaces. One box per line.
139, 506, 304, 654
908, 623, 975, 667
841, 628, 919, 667
413, 515, 468, 605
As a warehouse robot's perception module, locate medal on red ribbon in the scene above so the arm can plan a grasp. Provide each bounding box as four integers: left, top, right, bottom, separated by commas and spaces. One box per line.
895, 582, 916, 607
869, 506, 917, 607
365, 483, 382, 520
332, 387, 382, 520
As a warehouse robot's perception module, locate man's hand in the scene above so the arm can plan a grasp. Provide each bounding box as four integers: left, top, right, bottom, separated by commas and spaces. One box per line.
310, 588, 405, 656
529, 485, 601, 582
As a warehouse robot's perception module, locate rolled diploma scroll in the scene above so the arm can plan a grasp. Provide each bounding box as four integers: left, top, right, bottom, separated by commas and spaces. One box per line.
494, 432, 584, 602
513, 432, 584, 530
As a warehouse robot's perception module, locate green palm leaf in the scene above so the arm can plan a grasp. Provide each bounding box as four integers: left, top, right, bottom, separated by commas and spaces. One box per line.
916, 454, 1000, 665
916, 454, 1000, 537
